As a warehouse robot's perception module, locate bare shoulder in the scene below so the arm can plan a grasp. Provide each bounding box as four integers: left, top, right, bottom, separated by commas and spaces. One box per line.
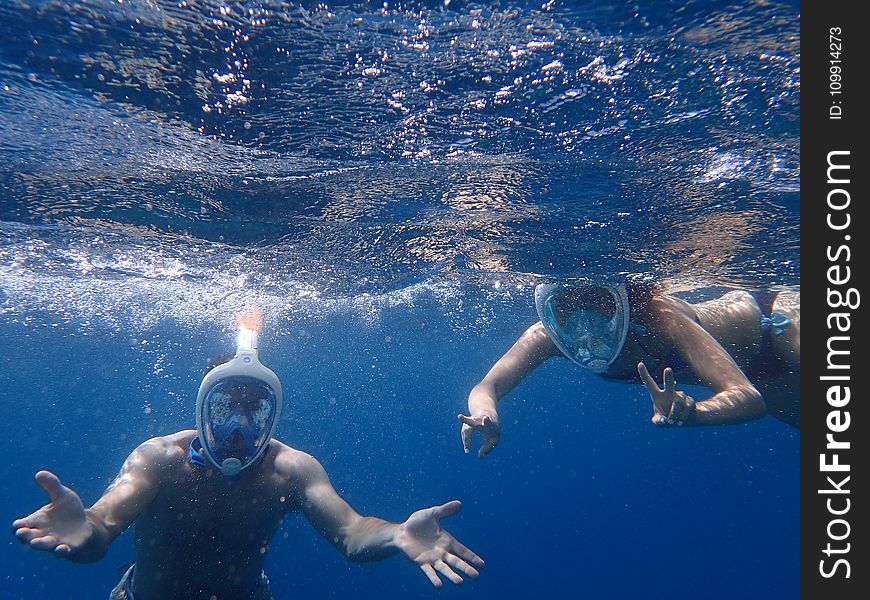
525, 321, 557, 346
510, 321, 560, 360
644, 293, 695, 324
270, 440, 329, 486
774, 288, 800, 313
125, 430, 196, 473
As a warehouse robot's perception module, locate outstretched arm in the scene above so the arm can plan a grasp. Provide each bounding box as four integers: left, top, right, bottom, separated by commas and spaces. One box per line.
459, 321, 562, 457
638, 296, 765, 426
13, 438, 168, 562
290, 452, 484, 588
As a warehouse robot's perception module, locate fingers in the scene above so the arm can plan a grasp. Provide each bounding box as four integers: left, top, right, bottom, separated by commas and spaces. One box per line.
459, 414, 498, 458
457, 414, 482, 428
478, 435, 497, 459
434, 559, 463, 585
16, 527, 71, 556
653, 396, 695, 427
445, 553, 480, 579
434, 500, 462, 520
15, 527, 43, 544
637, 363, 661, 394
450, 539, 485, 567
682, 396, 696, 425
663, 368, 676, 393
419, 563, 442, 588
667, 393, 695, 426
29, 535, 60, 551
35, 471, 64, 503
666, 397, 679, 424
13, 513, 50, 535
460, 422, 472, 454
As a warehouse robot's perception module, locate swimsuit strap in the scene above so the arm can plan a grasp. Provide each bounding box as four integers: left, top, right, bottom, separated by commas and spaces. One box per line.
761, 311, 792, 336
748, 312, 792, 381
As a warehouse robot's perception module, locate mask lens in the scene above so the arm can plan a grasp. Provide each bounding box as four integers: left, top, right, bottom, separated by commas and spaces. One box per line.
552, 287, 617, 323
202, 376, 277, 466
536, 284, 628, 373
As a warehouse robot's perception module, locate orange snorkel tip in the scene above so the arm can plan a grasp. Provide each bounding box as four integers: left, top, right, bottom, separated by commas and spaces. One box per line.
235, 309, 264, 333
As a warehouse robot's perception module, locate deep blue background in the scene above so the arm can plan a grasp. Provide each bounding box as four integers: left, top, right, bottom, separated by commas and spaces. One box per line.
1, 304, 798, 599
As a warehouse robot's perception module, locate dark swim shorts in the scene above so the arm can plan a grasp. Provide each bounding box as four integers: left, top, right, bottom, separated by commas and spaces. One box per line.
109, 563, 275, 600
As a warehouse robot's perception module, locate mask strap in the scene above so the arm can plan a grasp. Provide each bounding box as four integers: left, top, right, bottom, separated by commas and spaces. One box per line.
189, 437, 206, 467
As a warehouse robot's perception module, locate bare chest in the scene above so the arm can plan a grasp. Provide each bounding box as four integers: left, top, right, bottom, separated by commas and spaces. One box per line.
129, 465, 295, 599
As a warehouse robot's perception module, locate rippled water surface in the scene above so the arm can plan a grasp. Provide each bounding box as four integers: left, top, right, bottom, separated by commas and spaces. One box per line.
2, 0, 798, 319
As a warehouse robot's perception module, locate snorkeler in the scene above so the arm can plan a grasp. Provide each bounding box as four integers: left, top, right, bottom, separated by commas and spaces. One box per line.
459, 280, 800, 457
14, 313, 484, 599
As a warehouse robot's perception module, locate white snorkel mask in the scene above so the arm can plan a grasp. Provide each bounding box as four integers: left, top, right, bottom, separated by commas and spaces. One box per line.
196, 314, 282, 477
535, 283, 631, 374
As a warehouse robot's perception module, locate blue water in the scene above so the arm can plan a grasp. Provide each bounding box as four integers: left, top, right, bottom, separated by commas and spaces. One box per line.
1, 1, 799, 599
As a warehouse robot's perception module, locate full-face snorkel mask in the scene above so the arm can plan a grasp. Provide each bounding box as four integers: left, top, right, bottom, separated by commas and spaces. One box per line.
196, 316, 282, 477
535, 283, 631, 374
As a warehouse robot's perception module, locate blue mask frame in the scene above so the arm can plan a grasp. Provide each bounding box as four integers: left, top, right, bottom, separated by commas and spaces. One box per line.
535, 283, 631, 374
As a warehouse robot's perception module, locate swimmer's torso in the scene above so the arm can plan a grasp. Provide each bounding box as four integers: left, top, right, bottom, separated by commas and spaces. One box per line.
600, 291, 800, 426
601, 292, 762, 383
131, 431, 300, 600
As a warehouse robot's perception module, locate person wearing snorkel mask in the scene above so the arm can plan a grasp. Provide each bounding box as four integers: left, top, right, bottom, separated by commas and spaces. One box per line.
459, 281, 800, 458
14, 313, 484, 599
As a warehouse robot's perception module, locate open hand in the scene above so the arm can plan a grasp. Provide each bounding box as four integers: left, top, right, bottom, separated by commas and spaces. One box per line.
637, 363, 696, 427
458, 411, 500, 458
12, 471, 90, 557
394, 500, 485, 588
